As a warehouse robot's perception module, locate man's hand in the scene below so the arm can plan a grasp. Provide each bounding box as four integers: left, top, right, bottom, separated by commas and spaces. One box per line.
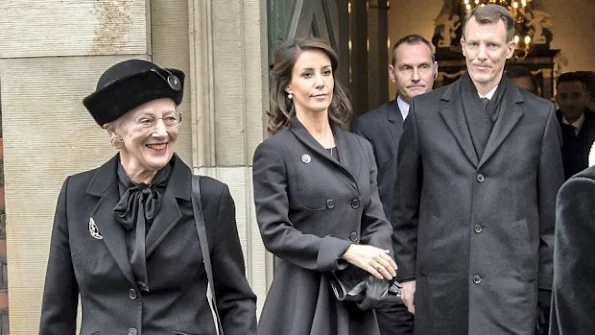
401, 280, 416, 314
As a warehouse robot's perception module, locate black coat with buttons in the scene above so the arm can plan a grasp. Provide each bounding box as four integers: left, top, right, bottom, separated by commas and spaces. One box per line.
39, 154, 257, 335
392, 78, 564, 335
253, 118, 393, 335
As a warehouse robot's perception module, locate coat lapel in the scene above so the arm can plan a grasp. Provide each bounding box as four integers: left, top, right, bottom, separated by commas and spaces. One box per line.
438, 82, 480, 167
478, 85, 524, 168
145, 155, 190, 257
289, 118, 359, 191
86, 155, 136, 286
386, 101, 404, 144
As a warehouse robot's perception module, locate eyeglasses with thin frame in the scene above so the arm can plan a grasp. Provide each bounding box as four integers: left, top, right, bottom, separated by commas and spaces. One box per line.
133, 113, 183, 129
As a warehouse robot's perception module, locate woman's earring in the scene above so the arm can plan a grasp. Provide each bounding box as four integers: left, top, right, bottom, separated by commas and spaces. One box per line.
111, 135, 124, 150
287, 92, 293, 100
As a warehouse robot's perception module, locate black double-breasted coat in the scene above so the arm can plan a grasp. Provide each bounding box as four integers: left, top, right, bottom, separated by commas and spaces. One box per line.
252, 119, 394, 335
392, 78, 564, 335
39, 154, 257, 335
550, 165, 595, 335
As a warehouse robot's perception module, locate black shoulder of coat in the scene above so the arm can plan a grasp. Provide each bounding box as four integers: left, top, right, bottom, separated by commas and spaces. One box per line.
516, 87, 555, 118
255, 128, 293, 151
64, 166, 104, 197
197, 175, 229, 199
416, 84, 450, 104
354, 101, 394, 124
343, 127, 374, 152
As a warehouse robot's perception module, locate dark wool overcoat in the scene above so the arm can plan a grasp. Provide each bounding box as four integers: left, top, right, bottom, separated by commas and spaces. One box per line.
550, 165, 595, 335
253, 119, 394, 335
39, 154, 257, 335
392, 77, 564, 335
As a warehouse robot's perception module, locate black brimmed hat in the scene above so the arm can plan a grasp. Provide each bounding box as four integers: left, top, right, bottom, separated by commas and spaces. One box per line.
83, 59, 185, 126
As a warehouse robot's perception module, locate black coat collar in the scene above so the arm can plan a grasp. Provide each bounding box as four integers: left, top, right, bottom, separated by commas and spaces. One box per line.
85, 154, 191, 286
386, 100, 404, 124
289, 117, 360, 192
438, 76, 525, 168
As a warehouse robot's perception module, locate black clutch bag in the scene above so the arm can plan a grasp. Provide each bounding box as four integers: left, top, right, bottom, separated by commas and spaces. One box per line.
326, 265, 403, 310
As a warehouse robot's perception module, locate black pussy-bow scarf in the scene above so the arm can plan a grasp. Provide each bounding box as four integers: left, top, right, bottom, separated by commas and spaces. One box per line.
113, 161, 172, 291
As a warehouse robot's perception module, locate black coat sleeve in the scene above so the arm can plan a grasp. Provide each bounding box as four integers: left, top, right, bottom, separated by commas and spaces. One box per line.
252, 141, 352, 272
550, 173, 595, 335
39, 177, 78, 335
211, 184, 257, 335
537, 106, 564, 292
391, 102, 422, 281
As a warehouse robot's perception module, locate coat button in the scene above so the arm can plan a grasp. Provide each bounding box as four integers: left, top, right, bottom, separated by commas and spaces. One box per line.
128, 289, 137, 300
349, 231, 358, 242
474, 224, 483, 233
326, 199, 335, 209
477, 173, 485, 183
473, 275, 482, 284
128, 328, 137, 335
351, 198, 360, 209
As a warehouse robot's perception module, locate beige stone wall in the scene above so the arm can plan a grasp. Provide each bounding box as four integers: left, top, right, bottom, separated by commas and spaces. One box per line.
0, 0, 270, 333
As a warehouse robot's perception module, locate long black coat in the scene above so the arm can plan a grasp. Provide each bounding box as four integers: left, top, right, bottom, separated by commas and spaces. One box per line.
253, 119, 393, 335
550, 166, 595, 335
392, 78, 564, 335
39, 154, 257, 335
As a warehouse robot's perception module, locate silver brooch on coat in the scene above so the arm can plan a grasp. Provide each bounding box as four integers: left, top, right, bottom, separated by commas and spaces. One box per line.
301, 154, 312, 164
89, 217, 103, 240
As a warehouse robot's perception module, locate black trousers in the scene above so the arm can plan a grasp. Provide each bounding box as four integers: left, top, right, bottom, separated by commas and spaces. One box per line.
376, 303, 414, 335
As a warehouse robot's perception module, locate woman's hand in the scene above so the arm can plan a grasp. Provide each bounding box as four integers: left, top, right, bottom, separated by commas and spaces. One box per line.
341, 244, 397, 280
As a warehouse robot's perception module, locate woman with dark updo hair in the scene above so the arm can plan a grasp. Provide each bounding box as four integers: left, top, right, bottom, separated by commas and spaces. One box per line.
253, 38, 397, 335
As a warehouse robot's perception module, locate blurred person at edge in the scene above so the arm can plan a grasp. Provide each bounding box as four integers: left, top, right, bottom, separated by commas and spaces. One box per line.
550, 141, 595, 335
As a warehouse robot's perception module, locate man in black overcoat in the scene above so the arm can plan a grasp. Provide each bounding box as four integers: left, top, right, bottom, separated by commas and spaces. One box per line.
391, 5, 564, 335
352, 34, 438, 335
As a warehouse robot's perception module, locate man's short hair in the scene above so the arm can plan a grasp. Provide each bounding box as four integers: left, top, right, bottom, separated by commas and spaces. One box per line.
574, 71, 595, 101
506, 66, 539, 92
391, 34, 435, 65
557, 72, 589, 91
462, 4, 515, 42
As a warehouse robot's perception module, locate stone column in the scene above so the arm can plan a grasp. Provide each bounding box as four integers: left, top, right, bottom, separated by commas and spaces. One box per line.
187, 0, 271, 314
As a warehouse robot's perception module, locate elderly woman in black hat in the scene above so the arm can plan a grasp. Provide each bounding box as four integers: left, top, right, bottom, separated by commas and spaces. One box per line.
39, 59, 257, 335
